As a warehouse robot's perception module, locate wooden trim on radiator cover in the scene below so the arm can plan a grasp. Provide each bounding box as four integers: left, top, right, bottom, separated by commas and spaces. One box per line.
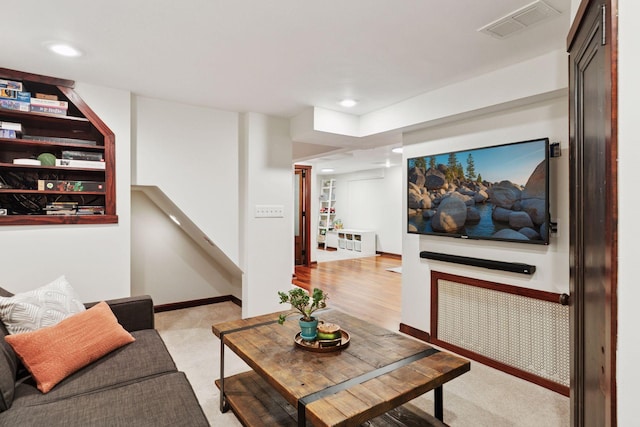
399, 323, 430, 342
430, 270, 569, 397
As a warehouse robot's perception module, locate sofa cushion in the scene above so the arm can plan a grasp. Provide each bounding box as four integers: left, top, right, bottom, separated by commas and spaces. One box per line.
0, 372, 209, 427
5, 302, 135, 393
0, 326, 16, 412
0, 276, 85, 335
0, 289, 16, 412
11, 328, 177, 407
86, 295, 155, 332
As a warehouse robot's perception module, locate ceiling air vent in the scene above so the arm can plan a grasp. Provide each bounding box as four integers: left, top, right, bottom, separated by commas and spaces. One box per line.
478, 0, 561, 39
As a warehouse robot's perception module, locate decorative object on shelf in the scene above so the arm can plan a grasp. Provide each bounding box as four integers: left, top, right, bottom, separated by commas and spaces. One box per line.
277, 287, 328, 342
36, 153, 56, 166
37, 180, 105, 192
294, 328, 350, 352
317, 321, 340, 338
298, 317, 319, 342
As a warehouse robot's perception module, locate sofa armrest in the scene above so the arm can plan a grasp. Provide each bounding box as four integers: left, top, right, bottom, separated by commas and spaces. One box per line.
85, 295, 155, 332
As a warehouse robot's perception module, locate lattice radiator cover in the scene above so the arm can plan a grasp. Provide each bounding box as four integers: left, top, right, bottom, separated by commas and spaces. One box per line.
436, 278, 570, 387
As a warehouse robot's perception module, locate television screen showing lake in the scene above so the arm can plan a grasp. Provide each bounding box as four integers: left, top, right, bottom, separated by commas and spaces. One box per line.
407, 138, 550, 245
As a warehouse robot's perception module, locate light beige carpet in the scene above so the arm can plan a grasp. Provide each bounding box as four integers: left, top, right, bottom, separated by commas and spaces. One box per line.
156, 302, 569, 426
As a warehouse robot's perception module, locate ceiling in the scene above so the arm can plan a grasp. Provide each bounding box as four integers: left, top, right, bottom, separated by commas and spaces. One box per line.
1, 0, 571, 173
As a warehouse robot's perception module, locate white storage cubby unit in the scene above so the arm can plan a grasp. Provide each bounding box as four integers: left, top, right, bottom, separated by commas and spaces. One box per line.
317, 178, 336, 249
325, 230, 339, 249
336, 229, 376, 256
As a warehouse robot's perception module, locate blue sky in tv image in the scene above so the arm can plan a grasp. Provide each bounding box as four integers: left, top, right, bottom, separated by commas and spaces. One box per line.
408, 138, 547, 187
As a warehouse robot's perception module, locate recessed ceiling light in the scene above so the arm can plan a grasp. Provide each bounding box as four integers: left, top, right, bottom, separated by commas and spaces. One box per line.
339, 99, 357, 108
48, 43, 82, 57
392, 147, 403, 154
321, 168, 335, 173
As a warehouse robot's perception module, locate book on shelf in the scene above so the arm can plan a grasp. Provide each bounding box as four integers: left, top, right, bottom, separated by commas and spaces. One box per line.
37, 180, 105, 192
42, 202, 104, 216
35, 93, 58, 101
0, 99, 29, 112
55, 158, 105, 169
0, 79, 22, 91
30, 97, 68, 109
17, 92, 30, 103
0, 129, 17, 138
30, 105, 67, 115
46, 209, 77, 215
0, 89, 16, 99
0, 121, 23, 132
46, 210, 76, 216
13, 158, 40, 165
61, 150, 103, 161
76, 206, 105, 215
22, 135, 98, 146
47, 202, 78, 208
44, 202, 78, 215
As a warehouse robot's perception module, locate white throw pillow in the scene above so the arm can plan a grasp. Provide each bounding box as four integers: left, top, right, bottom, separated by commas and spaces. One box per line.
0, 276, 85, 335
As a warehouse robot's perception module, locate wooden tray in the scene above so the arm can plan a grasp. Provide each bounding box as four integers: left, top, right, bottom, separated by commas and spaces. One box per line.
294, 330, 350, 353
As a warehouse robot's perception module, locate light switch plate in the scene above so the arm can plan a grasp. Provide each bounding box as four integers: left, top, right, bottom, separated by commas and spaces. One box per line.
255, 205, 284, 218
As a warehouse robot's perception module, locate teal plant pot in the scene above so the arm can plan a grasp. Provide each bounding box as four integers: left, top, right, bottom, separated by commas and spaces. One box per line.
299, 317, 319, 341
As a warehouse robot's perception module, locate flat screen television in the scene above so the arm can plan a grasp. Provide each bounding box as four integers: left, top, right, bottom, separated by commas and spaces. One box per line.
407, 137, 550, 245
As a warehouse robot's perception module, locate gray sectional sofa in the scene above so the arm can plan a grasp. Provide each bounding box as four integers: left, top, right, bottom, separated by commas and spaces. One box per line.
0, 291, 209, 426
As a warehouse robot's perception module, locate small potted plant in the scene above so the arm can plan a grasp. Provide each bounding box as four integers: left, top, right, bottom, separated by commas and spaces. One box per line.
278, 287, 328, 341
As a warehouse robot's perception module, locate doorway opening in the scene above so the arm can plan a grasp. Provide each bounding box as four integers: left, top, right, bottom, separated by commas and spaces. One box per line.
294, 165, 312, 267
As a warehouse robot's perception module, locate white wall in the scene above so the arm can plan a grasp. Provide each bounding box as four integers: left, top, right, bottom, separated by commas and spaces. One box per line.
616, 0, 639, 424
130, 191, 238, 305
240, 113, 294, 317
133, 96, 240, 265
0, 83, 132, 302
1, 89, 294, 316
360, 50, 567, 137
401, 95, 569, 332
326, 167, 403, 255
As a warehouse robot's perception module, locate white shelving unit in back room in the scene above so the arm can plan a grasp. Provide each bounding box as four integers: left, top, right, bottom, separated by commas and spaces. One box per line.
317, 178, 336, 250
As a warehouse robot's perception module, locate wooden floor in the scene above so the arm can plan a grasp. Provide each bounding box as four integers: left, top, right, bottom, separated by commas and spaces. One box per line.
293, 254, 402, 332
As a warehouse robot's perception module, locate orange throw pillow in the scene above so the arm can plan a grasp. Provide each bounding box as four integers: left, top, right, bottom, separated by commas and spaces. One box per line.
5, 301, 135, 393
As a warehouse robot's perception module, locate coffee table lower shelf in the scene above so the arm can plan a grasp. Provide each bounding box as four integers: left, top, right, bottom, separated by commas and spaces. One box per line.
215, 371, 446, 427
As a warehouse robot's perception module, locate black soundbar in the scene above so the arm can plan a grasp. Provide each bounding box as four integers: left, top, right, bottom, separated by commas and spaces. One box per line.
419, 251, 536, 275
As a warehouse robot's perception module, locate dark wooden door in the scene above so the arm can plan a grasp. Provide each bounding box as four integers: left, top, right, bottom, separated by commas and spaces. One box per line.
568, 1, 617, 425
294, 165, 312, 266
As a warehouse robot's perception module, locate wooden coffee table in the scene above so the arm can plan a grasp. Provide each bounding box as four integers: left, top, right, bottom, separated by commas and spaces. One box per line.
212, 309, 469, 427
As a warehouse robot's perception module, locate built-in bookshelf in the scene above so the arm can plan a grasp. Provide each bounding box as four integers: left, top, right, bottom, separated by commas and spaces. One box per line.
0, 68, 117, 225
317, 179, 336, 249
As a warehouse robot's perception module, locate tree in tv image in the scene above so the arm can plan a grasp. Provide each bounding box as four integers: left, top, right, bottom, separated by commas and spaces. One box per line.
407, 138, 549, 244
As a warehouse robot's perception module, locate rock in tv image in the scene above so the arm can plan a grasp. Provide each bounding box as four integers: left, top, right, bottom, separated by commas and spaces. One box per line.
407, 138, 550, 245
